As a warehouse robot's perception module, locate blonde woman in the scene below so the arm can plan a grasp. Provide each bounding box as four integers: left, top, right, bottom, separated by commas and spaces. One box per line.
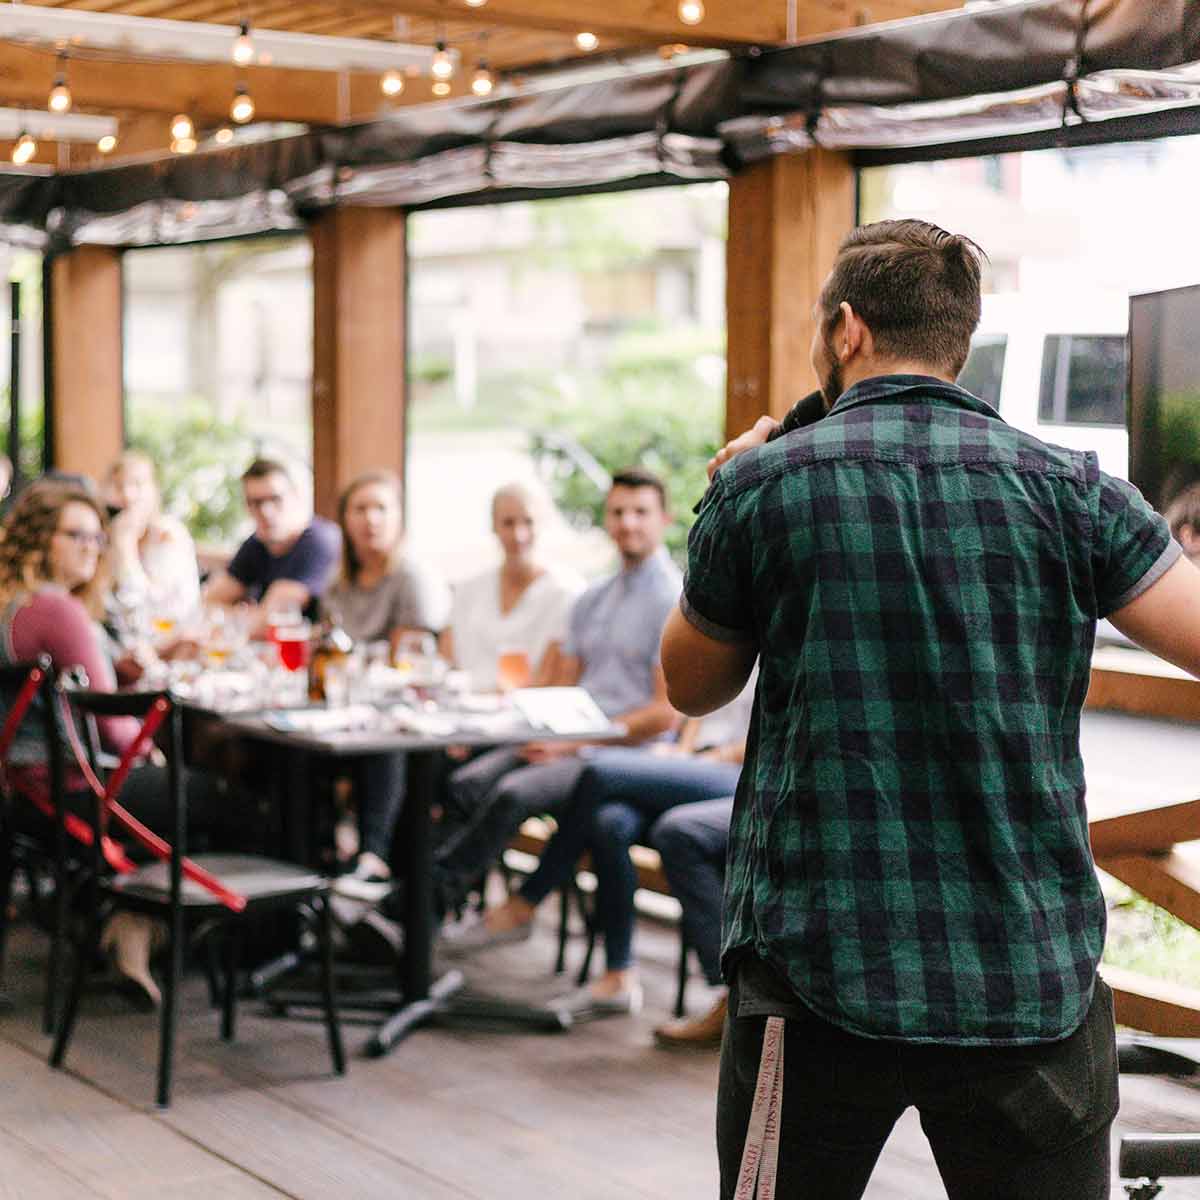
104, 451, 199, 621
0, 483, 242, 1007
324, 470, 449, 899
441, 482, 583, 691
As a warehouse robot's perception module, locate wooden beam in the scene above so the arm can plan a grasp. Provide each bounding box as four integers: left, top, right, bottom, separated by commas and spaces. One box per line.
339, 0, 962, 47
49, 246, 125, 479
310, 208, 407, 521
1096, 846, 1200, 933
1101, 965, 1200, 1038
724, 149, 855, 438
1087, 650, 1200, 722
1091, 798, 1200, 859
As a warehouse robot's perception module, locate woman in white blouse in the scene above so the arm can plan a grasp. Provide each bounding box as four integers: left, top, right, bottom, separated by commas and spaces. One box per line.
441, 483, 583, 691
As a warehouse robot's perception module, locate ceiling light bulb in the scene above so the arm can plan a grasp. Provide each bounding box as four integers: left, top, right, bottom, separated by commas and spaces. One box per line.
96, 133, 118, 154
575, 31, 599, 52
170, 112, 194, 141
678, 0, 705, 24
431, 41, 454, 80
471, 64, 494, 96
214, 126, 234, 144
11, 132, 36, 165
170, 135, 197, 154
232, 22, 255, 66
381, 68, 405, 96
431, 79, 452, 96
48, 77, 72, 114
230, 86, 255, 123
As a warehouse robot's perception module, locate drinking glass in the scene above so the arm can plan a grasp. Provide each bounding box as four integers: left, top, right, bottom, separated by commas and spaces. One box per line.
275, 621, 311, 673
496, 648, 531, 692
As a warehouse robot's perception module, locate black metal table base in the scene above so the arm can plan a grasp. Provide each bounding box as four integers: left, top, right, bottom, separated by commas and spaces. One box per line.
262, 964, 573, 1055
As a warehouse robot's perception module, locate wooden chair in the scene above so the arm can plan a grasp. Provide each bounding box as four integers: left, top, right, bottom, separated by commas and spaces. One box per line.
49, 687, 345, 1107
0, 655, 71, 1033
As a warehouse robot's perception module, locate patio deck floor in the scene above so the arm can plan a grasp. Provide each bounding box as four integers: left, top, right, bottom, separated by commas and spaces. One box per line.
3, 706, 1200, 1198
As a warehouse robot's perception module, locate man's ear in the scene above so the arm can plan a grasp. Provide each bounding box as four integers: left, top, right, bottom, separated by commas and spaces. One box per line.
840, 302, 867, 360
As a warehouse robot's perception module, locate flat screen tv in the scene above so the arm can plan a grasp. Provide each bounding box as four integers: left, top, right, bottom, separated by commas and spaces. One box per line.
1129, 283, 1200, 513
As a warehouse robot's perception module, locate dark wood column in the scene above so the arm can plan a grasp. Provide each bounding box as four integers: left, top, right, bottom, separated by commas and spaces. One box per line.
310, 207, 407, 521
725, 150, 856, 439
48, 245, 124, 477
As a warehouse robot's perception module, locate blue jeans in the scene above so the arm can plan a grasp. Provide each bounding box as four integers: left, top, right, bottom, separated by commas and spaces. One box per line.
519, 749, 741, 972
648, 797, 733, 986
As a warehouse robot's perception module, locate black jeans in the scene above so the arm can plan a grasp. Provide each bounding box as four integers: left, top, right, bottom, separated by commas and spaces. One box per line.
716, 973, 1118, 1200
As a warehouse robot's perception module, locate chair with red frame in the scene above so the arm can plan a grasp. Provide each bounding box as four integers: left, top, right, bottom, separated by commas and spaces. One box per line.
49, 686, 345, 1108
0, 654, 72, 1033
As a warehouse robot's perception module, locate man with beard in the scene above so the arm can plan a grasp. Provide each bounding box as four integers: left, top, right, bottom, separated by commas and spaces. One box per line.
661, 219, 1193, 1198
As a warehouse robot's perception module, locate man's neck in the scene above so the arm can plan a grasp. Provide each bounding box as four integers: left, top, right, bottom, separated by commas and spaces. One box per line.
840, 360, 956, 395
264, 523, 306, 557
620, 547, 659, 572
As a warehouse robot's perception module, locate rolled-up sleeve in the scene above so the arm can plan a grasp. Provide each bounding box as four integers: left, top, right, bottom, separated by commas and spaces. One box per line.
682, 477, 755, 644
1093, 472, 1180, 617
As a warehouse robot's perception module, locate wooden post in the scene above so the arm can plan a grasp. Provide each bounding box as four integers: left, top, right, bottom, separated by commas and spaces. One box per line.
48, 246, 124, 477
725, 150, 856, 439
311, 207, 407, 521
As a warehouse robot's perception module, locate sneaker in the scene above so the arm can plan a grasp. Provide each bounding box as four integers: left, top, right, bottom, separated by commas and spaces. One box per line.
653, 993, 727, 1050
552, 982, 644, 1022
440, 911, 534, 957
332, 852, 393, 903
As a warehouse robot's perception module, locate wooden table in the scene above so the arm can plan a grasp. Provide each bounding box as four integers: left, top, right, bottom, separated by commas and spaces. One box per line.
210, 706, 618, 1055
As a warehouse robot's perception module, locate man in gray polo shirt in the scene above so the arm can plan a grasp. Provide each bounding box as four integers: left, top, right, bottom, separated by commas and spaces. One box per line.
433, 467, 681, 923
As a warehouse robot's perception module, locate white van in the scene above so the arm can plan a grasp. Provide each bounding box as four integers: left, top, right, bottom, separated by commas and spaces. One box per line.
958, 292, 1130, 479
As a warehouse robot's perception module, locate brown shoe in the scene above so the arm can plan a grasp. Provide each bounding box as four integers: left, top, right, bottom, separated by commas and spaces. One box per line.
653, 993, 727, 1050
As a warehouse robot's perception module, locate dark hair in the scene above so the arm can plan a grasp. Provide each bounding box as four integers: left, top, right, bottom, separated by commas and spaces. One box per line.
241, 457, 294, 487
610, 467, 668, 512
819, 220, 986, 377
1164, 483, 1200, 541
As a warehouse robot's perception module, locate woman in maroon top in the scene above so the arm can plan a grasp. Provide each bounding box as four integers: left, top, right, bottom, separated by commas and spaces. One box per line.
0, 483, 242, 1007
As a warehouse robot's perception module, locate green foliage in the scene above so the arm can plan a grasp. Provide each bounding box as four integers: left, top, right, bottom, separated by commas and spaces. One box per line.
529, 193, 659, 273
531, 368, 724, 564
1102, 880, 1200, 989
125, 399, 254, 545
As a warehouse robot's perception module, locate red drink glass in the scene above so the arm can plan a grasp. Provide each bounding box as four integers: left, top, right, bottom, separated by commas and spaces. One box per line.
276, 628, 310, 672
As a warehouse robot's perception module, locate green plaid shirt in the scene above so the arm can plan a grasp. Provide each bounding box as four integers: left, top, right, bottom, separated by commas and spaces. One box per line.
683, 375, 1178, 1045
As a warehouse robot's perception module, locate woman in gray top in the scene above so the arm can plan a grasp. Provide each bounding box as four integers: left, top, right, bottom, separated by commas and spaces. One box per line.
324, 469, 449, 899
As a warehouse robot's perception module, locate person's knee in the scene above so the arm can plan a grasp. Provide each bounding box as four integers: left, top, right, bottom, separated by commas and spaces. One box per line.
648, 810, 694, 859
592, 804, 641, 847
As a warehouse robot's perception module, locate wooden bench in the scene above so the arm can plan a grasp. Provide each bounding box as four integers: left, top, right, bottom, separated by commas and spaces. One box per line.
505, 817, 693, 1016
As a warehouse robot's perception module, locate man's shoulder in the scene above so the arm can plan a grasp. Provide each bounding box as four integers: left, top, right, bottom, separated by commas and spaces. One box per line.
292, 517, 341, 559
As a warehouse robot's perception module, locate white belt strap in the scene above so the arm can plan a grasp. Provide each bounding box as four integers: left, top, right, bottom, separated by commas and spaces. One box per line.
734, 1015, 785, 1200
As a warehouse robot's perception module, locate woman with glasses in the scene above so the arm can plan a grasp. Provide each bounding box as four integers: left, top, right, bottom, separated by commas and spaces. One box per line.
0, 483, 250, 1009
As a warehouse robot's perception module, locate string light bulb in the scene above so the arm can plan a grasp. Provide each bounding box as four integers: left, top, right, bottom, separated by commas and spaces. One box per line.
678, 0, 705, 24
97, 133, 118, 154
170, 135, 197, 154
471, 62, 494, 96
11, 132, 36, 165
230, 85, 255, 124
170, 112, 194, 141
431, 40, 454, 80
431, 79, 452, 96
232, 21, 255, 67
464, 0, 488, 6
381, 68, 405, 97
214, 126, 234, 145
48, 58, 72, 114
575, 31, 599, 52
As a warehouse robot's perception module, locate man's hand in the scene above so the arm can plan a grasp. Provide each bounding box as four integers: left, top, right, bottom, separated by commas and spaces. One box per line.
707, 416, 779, 481
518, 740, 581, 765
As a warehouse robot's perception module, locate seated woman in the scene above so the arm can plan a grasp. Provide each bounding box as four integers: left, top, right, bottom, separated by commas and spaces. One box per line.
0, 483, 248, 1008
444, 681, 753, 1022
103, 451, 200, 630
441, 482, 583, 691
323, 469, 449, 898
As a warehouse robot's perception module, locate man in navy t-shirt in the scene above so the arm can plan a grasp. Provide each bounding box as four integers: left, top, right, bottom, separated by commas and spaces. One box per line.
204, 457, 340, 631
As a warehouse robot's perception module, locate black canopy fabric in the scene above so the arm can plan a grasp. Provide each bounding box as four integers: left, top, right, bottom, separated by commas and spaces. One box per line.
8, 0, 1200, 247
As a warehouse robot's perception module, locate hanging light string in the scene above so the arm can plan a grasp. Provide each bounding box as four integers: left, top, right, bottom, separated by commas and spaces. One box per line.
48, 52, 72, 114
